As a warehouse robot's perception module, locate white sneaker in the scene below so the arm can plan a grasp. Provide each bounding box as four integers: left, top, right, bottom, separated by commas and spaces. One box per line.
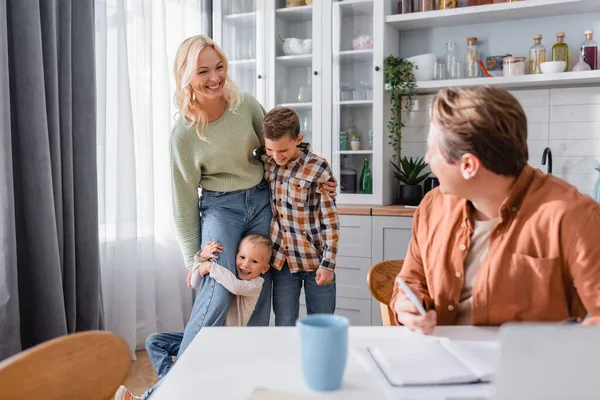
114, 385, 142, 400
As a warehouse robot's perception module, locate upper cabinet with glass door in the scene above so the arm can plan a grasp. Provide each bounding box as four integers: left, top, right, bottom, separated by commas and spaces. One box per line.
265, 0, 322, 155
326, 0, 384, 205
213, 0, 266, 105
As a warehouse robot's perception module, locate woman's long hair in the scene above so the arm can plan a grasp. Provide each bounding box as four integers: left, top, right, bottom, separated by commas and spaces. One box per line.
173, 35, 242, 139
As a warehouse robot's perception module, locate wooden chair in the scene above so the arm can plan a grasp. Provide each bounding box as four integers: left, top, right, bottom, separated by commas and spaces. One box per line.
367, 260, 403, 326
0, 331, 131, 400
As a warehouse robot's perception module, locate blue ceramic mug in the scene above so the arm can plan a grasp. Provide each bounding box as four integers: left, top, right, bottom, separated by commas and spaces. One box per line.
296, 314, 349, 391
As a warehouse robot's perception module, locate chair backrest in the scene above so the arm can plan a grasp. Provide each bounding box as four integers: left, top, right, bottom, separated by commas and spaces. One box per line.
367, 260, 403, 326
0, 331, 131, 400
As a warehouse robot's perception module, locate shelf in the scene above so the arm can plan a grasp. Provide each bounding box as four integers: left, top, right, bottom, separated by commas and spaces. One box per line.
338, 100, 373, 108
277, 102, 313, 109
229, 59, 256, 67
386, 0, 600, 32
385, 70, 600, 94
335, 49, 373, 64
337, 150, 374, 155
276, 5, 313, 22
223, 11, 256, 23
276, 54, 313, 67
335, 0, 373, 18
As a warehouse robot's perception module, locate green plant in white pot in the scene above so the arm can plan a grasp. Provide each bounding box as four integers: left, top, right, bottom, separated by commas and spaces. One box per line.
391, 156, 430, 206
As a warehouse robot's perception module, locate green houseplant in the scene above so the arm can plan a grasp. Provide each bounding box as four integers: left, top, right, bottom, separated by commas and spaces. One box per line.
384, 55, 418, 161
384, 55, 421, 204
391, 156, 430, 206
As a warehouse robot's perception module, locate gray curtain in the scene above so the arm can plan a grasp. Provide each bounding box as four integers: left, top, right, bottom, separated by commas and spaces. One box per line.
0, 0, 102, 360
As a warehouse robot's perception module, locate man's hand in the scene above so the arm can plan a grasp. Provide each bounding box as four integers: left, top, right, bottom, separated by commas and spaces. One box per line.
316, 268, 334, 286
322, 178, 338, 197
394, 292, 437, 335
582, 316, 600, 326
200, 241, 223, 260
199, 261, 213, 277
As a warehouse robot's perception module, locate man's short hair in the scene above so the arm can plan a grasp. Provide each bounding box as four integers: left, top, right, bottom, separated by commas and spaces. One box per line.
430, 86, 528, 177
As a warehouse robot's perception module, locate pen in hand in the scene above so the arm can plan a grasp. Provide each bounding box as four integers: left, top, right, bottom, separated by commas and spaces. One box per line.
396, 277, 427, 316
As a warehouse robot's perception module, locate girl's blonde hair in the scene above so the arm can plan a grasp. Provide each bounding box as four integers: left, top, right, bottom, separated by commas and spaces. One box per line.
173, 35, 242, 139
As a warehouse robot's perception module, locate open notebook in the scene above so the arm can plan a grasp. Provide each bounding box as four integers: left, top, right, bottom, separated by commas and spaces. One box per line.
367, 340, 500, 387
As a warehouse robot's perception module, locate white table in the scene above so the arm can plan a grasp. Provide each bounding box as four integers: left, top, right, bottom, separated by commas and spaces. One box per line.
151, 326, 499, 400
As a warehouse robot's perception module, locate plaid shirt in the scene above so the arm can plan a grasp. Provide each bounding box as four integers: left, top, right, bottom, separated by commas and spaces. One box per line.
259, 143, 339, 273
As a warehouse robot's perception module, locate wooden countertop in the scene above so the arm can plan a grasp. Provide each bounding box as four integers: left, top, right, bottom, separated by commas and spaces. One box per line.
338, 204, 416, 217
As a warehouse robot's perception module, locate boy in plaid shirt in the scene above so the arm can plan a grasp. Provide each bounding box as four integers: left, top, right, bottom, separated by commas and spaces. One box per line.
259, 107, 339, 326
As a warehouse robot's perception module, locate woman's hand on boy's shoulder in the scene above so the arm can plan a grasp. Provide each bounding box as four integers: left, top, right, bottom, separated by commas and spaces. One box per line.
322, 178, 338, 197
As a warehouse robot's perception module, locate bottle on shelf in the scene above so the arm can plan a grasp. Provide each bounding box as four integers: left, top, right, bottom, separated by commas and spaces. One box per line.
552, 32, 569, 72
582, 30, 598, 70
397, 0, 413, 14
340, 156, 357, 194
528, 34, 546, 74
465, 37, 479, 79
368, 129, 373, 150
419, 0, 435, 12
359, 158, 373, 195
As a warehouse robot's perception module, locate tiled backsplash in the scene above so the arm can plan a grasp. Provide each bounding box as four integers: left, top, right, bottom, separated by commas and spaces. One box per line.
402, 86, 600, 198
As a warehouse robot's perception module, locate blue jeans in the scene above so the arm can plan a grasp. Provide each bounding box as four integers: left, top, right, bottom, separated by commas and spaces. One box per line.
140, 332, 183, 399
272, 263, 336, 326
143, 181, 273, 399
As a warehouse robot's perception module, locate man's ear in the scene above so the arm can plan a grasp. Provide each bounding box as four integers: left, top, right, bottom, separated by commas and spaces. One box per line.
459, 153, 481, 180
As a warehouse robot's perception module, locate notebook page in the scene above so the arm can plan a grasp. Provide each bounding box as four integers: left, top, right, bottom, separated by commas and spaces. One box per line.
441, 341, 500, 382
367, 341, 479, 386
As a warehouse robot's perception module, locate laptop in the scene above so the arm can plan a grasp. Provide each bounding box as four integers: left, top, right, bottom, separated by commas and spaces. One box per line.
493, 323, 600, 400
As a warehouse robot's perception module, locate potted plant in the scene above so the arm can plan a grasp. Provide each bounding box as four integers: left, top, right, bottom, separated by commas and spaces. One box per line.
391, 156, 430, 206
383, 55, 418, 161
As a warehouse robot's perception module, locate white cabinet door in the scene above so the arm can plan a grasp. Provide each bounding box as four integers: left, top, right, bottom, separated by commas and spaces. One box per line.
371, 216, 413, 264
324, 0, 386, 205
213, 0, 267, 105
265, 0, 323, 155
338, 215, 371, 258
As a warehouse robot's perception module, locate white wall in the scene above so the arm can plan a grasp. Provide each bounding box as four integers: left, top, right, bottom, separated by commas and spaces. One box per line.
402, 86, 600, 198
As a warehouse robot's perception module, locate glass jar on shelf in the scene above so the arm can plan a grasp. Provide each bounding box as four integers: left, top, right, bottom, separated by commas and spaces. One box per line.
419, 0, 435, 12
350, 136, 361, 151
340, 156, 357, 194
397, 0, 413, 14
503, 56, 526, 76
439, 0, 458, 10
528, 34, 546, 74
339, 131, 349, 151
466, 37, 479, 78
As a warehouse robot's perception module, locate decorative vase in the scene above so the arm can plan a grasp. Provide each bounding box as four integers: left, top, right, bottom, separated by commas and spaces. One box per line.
593, 167, 600, 203
398, 184, 422, 206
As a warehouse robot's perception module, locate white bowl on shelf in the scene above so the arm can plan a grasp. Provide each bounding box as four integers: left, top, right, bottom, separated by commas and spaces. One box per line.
540, 61, 567, 74
406, 53, 436, 81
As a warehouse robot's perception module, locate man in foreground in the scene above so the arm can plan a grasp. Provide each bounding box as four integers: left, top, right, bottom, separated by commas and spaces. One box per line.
391, 86, 600, 333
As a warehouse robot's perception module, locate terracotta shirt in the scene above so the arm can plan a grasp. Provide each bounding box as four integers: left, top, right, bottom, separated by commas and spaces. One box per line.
391, 166, 600, 326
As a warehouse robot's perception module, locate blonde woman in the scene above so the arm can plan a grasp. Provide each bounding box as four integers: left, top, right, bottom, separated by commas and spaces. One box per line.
116, 35, 335, 400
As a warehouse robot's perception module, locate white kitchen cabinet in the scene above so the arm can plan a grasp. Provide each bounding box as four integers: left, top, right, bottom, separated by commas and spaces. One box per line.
212, 1, 267, 105
214, 0, 394, 205
371, 216, 413, 265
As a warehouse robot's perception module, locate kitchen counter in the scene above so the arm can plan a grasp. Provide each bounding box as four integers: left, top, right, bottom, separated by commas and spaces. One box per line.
338, 204, 416, 217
